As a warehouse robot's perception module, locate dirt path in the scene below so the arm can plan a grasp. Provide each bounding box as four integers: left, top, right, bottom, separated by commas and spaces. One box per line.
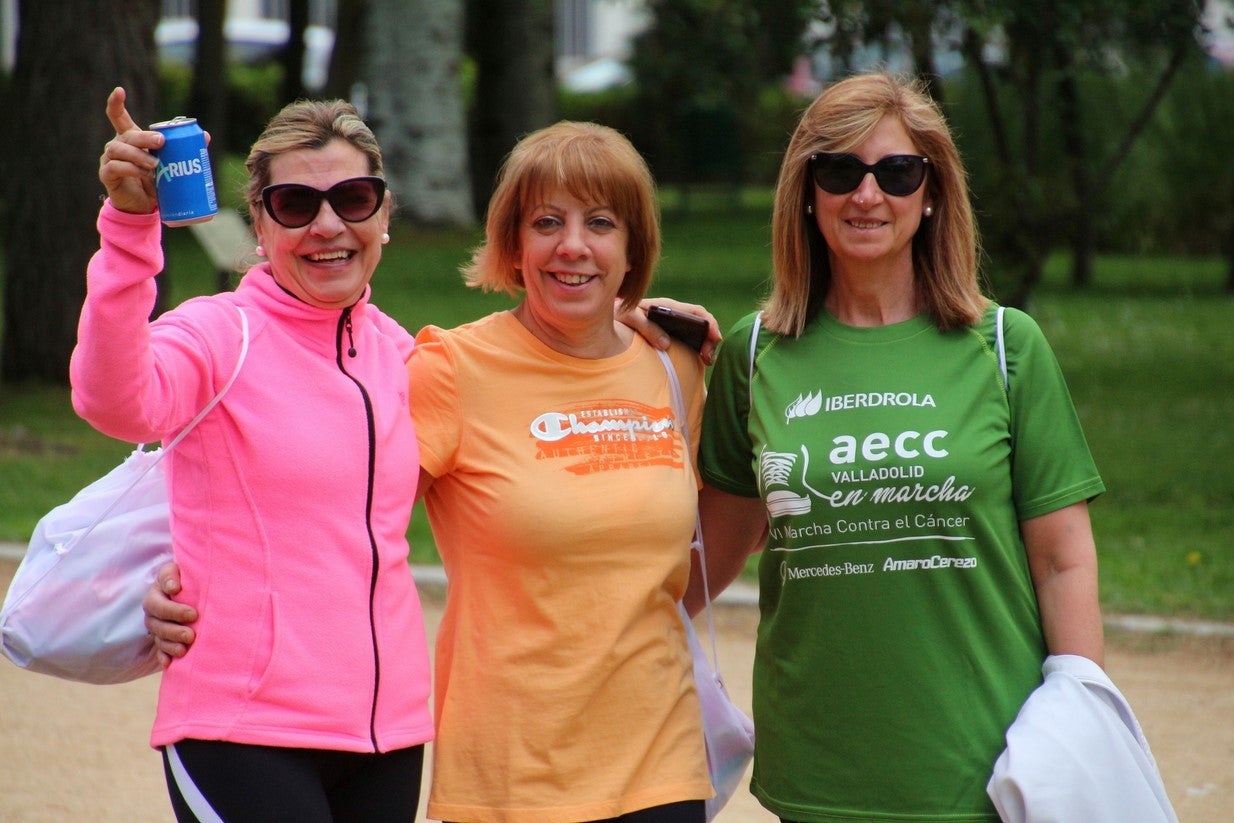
2, 560, 1231, 822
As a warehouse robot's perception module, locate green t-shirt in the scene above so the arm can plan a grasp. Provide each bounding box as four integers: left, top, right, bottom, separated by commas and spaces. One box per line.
700, 306, 1105, 822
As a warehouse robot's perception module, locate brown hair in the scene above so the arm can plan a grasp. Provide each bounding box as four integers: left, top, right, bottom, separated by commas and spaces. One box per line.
462, 121, 660, 312
765, 72, 986, 335
244, 99, 384, 211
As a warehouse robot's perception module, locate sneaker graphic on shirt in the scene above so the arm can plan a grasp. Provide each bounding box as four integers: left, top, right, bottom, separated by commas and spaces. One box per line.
758, 449, 812, 518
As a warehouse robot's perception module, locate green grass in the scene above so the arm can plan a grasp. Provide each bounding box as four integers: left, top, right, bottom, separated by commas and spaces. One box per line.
0, 386, 134, 542
1029, 256, 1234, 620
1, 200, 1231, 622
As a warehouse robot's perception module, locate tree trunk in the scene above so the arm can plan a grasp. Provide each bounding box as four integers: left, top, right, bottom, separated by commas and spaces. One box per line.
466, 0, 555, 213
961, 29, 1012, 165
365, 0, 473, 226
279, 0, 311, 105
189, 0, 229, 168
1, 0, 159, 384
903, 0, 942, 103
1056, 63, 1094, 289
323, 0, 370, 100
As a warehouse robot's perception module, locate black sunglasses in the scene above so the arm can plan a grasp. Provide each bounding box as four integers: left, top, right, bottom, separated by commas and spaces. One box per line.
809, 153, 929, 197
261, 176, 386, 229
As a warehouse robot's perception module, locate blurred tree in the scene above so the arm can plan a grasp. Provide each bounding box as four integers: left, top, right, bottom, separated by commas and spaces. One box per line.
188, 0, 228, 163
807, 0, 1203, 305
278, 0, 311, 104
465, 0, 556, 212
1150, 63, 1234, 293
815, 0, 951, 101
0, 0, 159, 384
366, 0, 473, 225
323, 0, 370, 99
955, 0, 1201, 303
630, 0, 813, 189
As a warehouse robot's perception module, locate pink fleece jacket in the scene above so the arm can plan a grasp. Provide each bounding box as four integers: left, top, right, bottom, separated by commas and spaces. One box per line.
70, 202, 434, 753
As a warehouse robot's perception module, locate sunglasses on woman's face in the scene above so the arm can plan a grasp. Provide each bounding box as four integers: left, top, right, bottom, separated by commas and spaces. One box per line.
809, 153, 929, 197
260, 176, 386, 229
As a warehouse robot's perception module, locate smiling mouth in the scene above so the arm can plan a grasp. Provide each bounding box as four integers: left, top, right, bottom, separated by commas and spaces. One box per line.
846, 219, 885, 229
306, 250, 355, 262
550, 271, 595, 285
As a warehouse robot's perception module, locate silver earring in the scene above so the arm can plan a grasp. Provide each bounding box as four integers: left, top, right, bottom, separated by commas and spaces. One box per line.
805, 204, 814, 215
923, 206, 934, 218
381, 232, 390, 244
255, 244, 265, 257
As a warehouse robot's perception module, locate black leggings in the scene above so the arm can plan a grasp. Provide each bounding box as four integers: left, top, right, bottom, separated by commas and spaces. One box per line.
162, 739, 424, 822
598, 800, 706, 823
445, 799, 705, 823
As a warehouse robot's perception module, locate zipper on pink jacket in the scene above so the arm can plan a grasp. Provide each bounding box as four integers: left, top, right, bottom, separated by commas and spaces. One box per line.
336, 307, 383, 752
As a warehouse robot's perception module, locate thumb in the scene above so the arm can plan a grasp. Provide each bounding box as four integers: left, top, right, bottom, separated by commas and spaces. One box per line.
106, 86, 141, 136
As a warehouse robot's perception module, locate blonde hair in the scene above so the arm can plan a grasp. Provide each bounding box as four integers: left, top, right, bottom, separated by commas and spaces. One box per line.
462, 121, 660, 313
765, 72, 986, 335
244, 99, 384, 210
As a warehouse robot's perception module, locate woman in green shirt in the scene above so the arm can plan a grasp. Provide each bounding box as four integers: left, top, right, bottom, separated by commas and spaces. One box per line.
693, 71, 1106, 822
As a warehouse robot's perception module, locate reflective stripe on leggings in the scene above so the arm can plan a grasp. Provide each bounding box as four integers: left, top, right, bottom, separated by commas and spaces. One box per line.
166, 743, 226, 823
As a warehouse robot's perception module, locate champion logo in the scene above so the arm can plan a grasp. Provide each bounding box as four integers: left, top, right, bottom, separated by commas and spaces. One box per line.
527, 400, 684, 475
529, 410, 674, 442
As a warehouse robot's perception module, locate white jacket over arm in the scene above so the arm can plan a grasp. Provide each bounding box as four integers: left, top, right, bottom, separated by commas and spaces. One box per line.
988, 654, 1178, 823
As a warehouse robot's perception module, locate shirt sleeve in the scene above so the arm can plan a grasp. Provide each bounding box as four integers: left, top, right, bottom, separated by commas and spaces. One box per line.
1002, 307, 1106, 520
699, 311, 762, 497
408, 325, 463, 478
71, 202, 229, 443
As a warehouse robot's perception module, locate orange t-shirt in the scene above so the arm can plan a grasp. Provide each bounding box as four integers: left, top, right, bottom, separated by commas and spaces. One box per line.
410, 311, 711, 823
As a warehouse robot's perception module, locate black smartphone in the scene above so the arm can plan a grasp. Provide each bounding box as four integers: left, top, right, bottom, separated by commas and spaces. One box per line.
646, 305, 709, 352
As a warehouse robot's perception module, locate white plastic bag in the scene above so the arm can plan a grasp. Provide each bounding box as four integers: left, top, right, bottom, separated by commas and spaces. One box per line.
1, 447, 171, 684
679, 602, 756, 821
1, 306, 248, 685
657, 347, 757, 819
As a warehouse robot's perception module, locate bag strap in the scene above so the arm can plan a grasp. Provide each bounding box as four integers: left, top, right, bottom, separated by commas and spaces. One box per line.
747, 311, 763, 410
995, 305, 1008, 391
655, 348, 725, 677
159, 306, 249, 453
62, 307, 249, 554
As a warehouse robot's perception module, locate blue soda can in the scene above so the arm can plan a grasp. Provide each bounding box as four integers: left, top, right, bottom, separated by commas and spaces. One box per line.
150, 116, 218, 226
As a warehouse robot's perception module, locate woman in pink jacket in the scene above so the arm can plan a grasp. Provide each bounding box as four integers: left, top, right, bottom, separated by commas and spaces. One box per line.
73, 88, 434, 822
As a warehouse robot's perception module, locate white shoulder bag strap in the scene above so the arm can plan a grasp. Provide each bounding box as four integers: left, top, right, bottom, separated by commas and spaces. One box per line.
995, 305, 1008, 391
159, 306, 250, 453
68, 306, 249, 552
747, 311, 763, 410
656, 348, 725, 677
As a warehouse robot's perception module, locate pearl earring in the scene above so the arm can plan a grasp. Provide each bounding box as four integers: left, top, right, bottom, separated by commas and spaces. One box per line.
381, 232, 390, 244
255, 244, 265, 257
805, 204, 814, 215
923, 206, 934, 218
